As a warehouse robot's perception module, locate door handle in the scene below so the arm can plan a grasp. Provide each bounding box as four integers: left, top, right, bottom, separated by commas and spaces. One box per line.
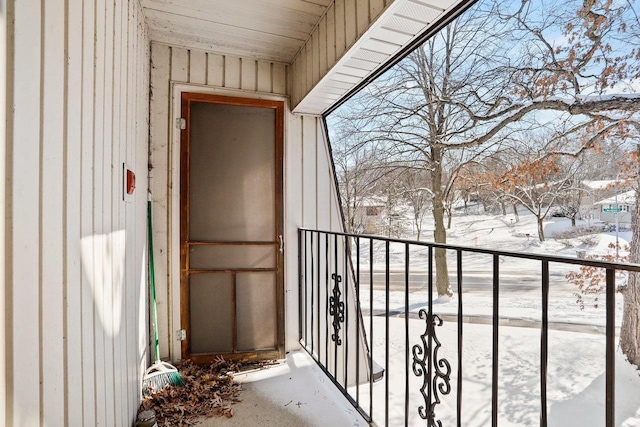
278, 234, 284, 254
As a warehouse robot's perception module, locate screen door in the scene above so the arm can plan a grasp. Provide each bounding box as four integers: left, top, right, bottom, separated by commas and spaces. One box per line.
180, 93, 284, 362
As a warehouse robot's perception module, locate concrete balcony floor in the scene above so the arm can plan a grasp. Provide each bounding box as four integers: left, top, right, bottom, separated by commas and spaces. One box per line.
196, 350, 366, 427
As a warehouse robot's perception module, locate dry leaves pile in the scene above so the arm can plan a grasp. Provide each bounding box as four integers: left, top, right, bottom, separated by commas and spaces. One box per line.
139, 357, 243, 426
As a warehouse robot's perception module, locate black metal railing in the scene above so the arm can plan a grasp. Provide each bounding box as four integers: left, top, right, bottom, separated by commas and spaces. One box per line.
298, 228, 640, 426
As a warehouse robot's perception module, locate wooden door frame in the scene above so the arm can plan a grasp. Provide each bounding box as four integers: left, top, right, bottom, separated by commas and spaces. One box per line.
179, 92, 285, 362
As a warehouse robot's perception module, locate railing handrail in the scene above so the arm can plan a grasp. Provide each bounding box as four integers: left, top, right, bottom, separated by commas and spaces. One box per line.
299, 227, 632, 426
299, 227, 640, 272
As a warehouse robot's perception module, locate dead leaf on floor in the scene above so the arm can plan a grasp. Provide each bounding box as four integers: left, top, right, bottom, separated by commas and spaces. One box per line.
139, 357, 273, 426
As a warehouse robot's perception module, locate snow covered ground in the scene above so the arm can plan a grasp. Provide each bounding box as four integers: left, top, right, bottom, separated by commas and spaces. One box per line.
356, 206, 633, 327
349, 317, 640, 426
343, 207, 640, 425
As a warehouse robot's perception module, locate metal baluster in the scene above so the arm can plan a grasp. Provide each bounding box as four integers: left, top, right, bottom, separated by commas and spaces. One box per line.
369, 237, 374, 422
427, 246, 434, 426
541, 261, 549, 427
304, 231, 308, 346
606, 268, 615, 427
317, 232, 321, 364
345, 235, 349, 388
334, 233, 339, 379
299, 230, 303, 343
492, 254, 499, 427
311, 232, 315, 355
405, 243, 410, 427
385, 240, 390, 426
457, 249, 463, 427
356, 237, 361, 407
325, 233, 329, 368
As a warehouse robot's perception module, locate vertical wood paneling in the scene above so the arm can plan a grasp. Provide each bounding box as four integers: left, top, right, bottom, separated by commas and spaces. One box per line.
370, 0, 385, 21
311, 32, 320, 86
327, 4, 336, 67
319, 16, 328, 77
273, 63, 287, 95
102, 0, 116, 423
335, 0, 346, 59
9, 1, 42, 425
305, 44, 313, 93
225, 55, 241, 89
112, 2, 125, 424
65, 0, 84, 423
171, 47, 189, 82
116, 1, 128, 422
189, 50, 207, 84
257, 61, 271, 93
357, 0, 370, 35
206, 53, 224, 87
135, 10, 151, 419
285, 113, 303, 350
241, 58, 257, 91
93, 0, 107, 424
125, 1, 137, 417
41, 0, 66, 423
345, 0, 357, 48
316, 120, 332, 231
149, 43, 171, 359
80, 0, 97, 423
7, 0, 150, 425
0, 0, 5, 420
302, 116, 318, 228
295, 48, 305, 104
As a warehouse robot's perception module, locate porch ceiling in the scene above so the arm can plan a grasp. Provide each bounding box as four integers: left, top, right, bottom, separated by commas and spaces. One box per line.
141, 0, 474, 114
140, 0, 332, 63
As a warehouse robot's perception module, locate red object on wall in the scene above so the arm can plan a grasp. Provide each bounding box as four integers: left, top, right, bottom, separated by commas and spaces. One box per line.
126, 169, 135, 194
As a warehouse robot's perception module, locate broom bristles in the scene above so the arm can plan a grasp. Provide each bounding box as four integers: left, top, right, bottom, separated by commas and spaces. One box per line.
142, 361, 185, 396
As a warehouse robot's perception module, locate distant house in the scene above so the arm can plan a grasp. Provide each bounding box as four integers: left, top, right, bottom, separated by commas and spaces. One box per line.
594, 190, 636, 226
579, 180, 622, 220
354, 197, 387, 234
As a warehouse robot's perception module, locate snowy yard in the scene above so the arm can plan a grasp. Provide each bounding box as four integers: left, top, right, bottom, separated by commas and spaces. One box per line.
343, 207, 640, 425
355, 207, 633, 327
350, 317, 640, 427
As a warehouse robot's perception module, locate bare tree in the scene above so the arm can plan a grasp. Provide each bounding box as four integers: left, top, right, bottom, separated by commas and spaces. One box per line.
333, 4, 514, 297
395, 167, 432, 240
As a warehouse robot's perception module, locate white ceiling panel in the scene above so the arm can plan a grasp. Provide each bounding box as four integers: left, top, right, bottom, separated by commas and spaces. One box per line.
142, 0, 330, 62
141, 0, 475, 114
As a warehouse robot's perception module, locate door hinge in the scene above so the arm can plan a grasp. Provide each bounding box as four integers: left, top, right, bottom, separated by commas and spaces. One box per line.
177, 329, 187, 341
176, 117, 186, 130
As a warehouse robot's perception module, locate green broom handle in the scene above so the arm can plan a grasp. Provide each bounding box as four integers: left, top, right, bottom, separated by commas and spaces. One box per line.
148, 201, 161, 362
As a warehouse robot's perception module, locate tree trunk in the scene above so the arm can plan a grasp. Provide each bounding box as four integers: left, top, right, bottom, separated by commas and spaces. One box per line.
501, 200, 507, 216
433, 206, 452, 297
431, 153, 452, 297
537, 216, 545, 241
571, 216, 576, 227
446, 207, 452, 229
620, 172, 640, 366
512, 204, 519, 221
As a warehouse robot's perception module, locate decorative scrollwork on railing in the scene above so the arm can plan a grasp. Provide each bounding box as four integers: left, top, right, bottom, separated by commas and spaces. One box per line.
329, 273, 345, 345
412, 309, 451, 426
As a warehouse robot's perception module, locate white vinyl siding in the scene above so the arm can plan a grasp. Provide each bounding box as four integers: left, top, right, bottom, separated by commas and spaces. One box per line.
5, 1, 150, 425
